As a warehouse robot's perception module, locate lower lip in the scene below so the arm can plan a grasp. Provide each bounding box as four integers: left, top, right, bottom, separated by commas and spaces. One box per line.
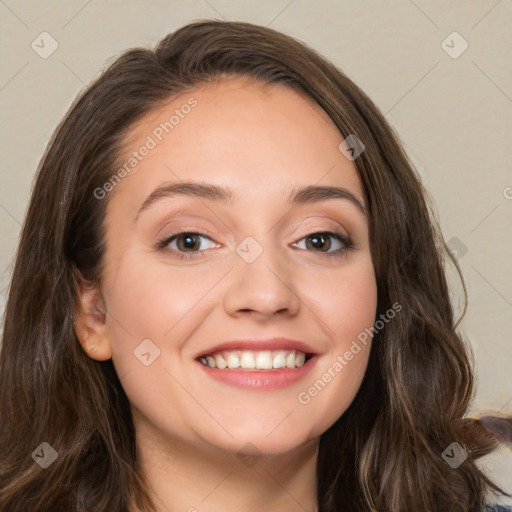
196, 356, 318, 390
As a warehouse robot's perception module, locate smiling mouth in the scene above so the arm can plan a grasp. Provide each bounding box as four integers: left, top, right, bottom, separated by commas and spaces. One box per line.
197, 349, 314, 370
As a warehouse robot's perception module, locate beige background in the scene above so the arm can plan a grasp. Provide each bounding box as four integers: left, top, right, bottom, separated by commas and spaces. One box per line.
0, 0, 511, 502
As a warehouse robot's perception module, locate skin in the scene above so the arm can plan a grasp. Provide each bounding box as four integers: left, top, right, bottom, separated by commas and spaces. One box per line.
75, 76, 377, 512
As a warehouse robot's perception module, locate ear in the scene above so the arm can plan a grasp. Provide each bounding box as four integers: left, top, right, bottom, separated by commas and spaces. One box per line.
73, 270, 113, 361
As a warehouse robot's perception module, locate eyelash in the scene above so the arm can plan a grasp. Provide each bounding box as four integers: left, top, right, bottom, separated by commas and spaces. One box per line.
155, 230, 354, 261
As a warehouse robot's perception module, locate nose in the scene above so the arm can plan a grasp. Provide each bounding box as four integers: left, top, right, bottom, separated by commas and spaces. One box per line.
223, 245, 301, 320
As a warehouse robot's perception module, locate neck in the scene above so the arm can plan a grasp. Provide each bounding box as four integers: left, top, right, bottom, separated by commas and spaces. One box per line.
129, 415, 319, 512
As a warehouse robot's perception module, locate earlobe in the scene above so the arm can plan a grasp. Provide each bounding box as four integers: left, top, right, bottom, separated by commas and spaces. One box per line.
73, 271, 113, 361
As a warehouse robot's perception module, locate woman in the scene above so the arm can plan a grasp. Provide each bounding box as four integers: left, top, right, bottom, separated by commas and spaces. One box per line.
0, 19, 510, 512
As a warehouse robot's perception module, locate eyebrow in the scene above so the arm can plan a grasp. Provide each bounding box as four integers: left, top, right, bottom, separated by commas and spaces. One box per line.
134, 181, 367, 222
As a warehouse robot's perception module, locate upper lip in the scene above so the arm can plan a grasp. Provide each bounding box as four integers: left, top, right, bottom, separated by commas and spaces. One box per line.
196, 338, 320, 358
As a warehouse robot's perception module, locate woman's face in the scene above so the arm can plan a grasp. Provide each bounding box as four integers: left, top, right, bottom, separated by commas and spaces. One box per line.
86, 76, 377, 456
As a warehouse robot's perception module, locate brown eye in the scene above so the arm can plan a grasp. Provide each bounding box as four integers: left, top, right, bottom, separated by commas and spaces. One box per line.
293, 231, 354, 258
305, 233, 334, 252
174, 233, 202, 252
156, 231, 220, 261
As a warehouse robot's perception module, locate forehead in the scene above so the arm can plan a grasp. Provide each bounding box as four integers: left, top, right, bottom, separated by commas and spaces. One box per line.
111, 75, 363, 207
120, 75, 340, 149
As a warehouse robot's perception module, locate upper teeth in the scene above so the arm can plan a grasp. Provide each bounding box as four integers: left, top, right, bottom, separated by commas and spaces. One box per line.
199, 350, 306, 370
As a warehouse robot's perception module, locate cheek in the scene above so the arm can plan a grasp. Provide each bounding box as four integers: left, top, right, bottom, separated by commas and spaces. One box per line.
102, 251, 229, 397
302, 254, 377, 344
104, 253, 213, 343
101, 254, 218, 430
294, 256, 377, 431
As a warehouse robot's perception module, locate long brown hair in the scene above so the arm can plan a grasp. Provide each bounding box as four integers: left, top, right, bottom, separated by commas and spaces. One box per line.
0, 19, 509, 512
